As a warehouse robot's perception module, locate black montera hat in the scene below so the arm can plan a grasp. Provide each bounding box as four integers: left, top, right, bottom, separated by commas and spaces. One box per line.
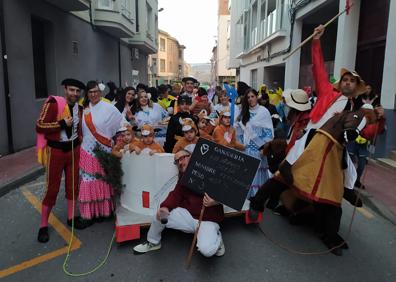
61, 78, 85, 90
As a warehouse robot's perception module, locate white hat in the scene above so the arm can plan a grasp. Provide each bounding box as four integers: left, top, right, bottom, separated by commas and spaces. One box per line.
282, 89, 311, 112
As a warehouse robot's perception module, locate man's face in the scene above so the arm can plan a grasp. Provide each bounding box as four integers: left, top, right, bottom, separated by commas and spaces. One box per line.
340, 74, 358, 97
64, 86, 80, 104
184, 81, 194, 93
184, 129, 196, 141
174, 151, 191, 173
200, 95, 209, 103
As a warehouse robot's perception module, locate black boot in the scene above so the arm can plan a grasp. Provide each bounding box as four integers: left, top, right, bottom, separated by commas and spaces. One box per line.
343, 188, 363, 207
67, 216, 93, 229
38, 227, 49, 243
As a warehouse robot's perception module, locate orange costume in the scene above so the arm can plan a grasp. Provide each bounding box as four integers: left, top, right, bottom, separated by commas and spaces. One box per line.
213, 124, 244, 150
172, 136, 199, 154
130, 140, 165, 154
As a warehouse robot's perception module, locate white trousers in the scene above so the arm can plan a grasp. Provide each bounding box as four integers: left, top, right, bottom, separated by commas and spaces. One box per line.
147, 207, 222, 257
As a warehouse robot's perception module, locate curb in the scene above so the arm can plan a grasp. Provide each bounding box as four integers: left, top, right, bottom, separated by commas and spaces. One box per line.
0, 166, 45, 197
358, 189, 396, 226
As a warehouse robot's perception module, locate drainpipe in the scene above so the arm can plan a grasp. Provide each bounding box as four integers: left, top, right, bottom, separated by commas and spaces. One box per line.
118, 39, 121, 87
0, 0, 14, 153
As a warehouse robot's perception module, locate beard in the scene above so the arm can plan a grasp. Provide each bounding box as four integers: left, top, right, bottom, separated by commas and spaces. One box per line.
341, 86, 355, 97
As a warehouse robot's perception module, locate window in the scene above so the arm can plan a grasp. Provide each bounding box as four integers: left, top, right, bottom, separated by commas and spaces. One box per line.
98, 0, 114, 10
160, 38, 166, 51
31, 17, 49, 99
146, 2, 153, 35
160, 59, 166, 72
250, 69, 257, 90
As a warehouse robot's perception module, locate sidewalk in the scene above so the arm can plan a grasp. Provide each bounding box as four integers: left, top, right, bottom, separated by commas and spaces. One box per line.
0, 147, 44, 197
0, 148, 395, 223
360, 160, 396, 224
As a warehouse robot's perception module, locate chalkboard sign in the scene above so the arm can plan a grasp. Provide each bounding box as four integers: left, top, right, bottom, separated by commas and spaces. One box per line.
180, 138, 261, 211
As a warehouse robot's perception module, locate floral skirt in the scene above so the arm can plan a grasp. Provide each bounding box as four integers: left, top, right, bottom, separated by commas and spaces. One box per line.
78, 147, 114, 220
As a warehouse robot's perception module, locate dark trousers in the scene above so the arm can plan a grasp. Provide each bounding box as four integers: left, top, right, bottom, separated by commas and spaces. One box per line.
314, 203, 343, 246
250, 178, 289, 212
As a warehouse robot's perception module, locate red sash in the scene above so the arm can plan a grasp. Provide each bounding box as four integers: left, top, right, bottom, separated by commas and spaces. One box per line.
85, 112, 112, 147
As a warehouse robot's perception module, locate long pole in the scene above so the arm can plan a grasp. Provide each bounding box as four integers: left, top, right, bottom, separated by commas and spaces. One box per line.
186, 205, 205, 268
282, 2, 354, 61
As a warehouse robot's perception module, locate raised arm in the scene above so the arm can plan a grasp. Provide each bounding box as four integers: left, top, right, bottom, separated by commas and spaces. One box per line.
312, 25, 335, 100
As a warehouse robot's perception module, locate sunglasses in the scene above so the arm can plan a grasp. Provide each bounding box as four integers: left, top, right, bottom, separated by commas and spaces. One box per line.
174, 154, 190, 165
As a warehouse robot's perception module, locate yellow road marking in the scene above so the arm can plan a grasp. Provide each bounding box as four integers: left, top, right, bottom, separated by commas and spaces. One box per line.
0, 188, 81, 278
357, 207, 374, 219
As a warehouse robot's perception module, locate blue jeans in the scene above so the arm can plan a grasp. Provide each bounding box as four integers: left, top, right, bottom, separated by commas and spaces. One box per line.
347, 142, 368, 185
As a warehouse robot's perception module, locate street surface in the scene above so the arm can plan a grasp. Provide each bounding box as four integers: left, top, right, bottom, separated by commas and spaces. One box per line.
1, 176, 395, 282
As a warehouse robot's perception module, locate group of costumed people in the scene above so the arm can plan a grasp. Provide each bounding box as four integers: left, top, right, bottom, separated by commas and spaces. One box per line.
36, 25, 385, 258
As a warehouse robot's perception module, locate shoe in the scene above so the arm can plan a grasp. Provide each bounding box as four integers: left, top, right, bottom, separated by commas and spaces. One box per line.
67, 217, 93, 230
248, 208, 259, 222
133, 241, 161, 254
215, 235, 225, 257
38, 227, 49, 243
272, 205, 290, 216
343, 188, 363, 207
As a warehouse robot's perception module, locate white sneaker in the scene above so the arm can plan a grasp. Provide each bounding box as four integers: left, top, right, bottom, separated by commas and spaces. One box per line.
133, 241, 161, 254
215, 235, 225, 257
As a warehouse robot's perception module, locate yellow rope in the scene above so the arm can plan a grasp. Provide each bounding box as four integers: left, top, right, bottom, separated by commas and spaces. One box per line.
62, 135, 115, 276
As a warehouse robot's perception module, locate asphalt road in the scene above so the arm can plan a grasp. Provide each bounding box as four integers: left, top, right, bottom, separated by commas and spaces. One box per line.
1, 176, 396, 282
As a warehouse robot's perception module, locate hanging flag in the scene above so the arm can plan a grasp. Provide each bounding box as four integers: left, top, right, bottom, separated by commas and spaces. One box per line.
223, 83, 238, 126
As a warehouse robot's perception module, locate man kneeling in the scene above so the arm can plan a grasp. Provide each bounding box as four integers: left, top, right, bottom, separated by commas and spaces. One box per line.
133, 149, 225, 257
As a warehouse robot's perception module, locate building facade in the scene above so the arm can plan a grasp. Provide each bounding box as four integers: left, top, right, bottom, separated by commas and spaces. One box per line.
228, 0, 395, 157
0, 0, 158, 154
215, 0, 236, 85
148, 30, 186, 86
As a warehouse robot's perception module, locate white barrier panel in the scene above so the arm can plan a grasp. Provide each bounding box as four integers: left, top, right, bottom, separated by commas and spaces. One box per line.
120, 152, 178, 220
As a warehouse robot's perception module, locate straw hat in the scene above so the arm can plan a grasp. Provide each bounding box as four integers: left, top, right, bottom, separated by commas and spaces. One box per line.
333, 68, 367, 96
282, 89, 311, 112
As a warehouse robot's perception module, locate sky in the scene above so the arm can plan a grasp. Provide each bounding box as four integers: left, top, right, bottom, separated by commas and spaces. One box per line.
158, 0, 218, 64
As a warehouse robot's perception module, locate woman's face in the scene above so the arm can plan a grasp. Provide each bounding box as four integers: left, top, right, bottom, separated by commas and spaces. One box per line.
139, 91, 149, 106
88, 86, 101, 105
219, 94, 229, 106
125, 90, 135, 103
247, 92, 258, 107
184, 129, 196, 141
198, 119, 207, 129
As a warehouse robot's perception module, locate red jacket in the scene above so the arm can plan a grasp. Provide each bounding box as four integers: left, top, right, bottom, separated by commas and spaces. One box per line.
161, 181, 224, 223
310, 39, 342, 123
36, 97, 82, 142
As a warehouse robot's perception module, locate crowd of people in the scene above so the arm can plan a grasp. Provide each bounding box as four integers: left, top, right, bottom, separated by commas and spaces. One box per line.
35, 25, 386, 258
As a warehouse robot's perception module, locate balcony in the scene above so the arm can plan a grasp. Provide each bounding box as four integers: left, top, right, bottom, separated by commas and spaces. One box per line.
93, 1, 135, 38
125, 29, 157, 54
242, 2, 288, 55
45, 0, 90, 11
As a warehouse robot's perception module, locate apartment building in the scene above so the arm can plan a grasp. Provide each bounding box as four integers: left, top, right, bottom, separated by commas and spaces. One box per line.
0, 0, 158, 154
148, 30, 186, 86
228, 0, 395, 157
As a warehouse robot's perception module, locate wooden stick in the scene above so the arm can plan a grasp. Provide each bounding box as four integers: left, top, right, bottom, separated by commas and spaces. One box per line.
186, 205, 206, 268
282, 2, 354, 61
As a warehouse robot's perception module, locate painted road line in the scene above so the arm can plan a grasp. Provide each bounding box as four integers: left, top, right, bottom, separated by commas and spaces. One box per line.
357, 207, 374, 219
0, 188, 81, 279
